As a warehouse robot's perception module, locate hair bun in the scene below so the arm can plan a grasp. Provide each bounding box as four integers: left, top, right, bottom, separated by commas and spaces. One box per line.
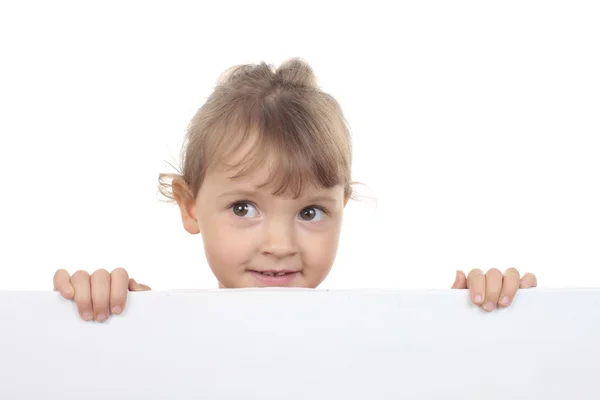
275, 58, 318, 88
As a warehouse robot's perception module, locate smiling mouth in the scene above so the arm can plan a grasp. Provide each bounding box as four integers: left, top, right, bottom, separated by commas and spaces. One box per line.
248, 270, 300, 286
250, 270, 297, 277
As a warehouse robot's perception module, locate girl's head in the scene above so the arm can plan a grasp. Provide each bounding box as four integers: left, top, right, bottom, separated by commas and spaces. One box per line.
160, 59, 353, 288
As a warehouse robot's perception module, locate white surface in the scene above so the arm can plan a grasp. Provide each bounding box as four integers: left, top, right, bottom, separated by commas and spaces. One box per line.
1, 289, 599, 399
1, 1, 600, 291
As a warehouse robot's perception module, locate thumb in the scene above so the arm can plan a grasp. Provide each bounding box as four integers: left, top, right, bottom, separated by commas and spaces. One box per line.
128, 278, 151, 292
451, 270, 467, 289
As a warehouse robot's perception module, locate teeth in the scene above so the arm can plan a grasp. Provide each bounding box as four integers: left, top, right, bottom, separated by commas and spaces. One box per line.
260, 271, 288, 277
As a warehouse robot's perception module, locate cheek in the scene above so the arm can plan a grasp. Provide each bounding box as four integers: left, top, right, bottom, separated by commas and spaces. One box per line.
200, 214, 255, 270
299, 223, 342, 268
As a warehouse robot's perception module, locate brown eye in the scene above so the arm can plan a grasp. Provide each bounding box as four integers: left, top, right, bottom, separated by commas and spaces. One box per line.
298, 207, 324, 221
232, 202, 257, 218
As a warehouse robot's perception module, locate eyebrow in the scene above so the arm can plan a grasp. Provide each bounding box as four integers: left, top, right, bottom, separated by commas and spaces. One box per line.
303, 195, 339, 204
218, 189, 338, 204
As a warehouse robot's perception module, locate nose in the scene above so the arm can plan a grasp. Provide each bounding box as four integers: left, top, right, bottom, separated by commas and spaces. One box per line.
258, 219, 298, 258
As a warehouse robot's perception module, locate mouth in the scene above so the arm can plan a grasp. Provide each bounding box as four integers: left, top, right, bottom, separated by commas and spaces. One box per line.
248, 270, 300, 286
253, 270, 295, 277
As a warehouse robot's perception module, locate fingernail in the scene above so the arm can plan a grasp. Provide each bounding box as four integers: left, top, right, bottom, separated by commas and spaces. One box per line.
484, 302, 495, 311
111, 306, 122, 315
474, 295, 483, 304
96, 314, 107, 322
82, 312, 93, 321
500, 296, 510, 306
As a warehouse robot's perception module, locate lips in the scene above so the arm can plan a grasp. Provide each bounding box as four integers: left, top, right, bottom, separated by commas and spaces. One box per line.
248, 270, 299, 286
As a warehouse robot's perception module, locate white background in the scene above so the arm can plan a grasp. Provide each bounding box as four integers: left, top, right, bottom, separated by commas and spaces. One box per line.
0, 1, 598, 291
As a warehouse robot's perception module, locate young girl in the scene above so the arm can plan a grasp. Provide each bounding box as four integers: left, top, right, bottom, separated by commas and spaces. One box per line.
52, 58, 537, 322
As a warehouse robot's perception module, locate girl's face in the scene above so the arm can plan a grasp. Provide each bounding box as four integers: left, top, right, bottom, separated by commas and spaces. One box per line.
174, 156, 347, 289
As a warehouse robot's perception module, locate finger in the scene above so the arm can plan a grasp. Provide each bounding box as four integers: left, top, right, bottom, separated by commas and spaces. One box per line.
53, 269, 74, 299
483, 268, 503, 312
451, 270, 467, 289
128, 278, 151, 292
71, 270, 93, 321
110, 268, 129, 315
498, 268, 520, 307
520, 273, 538, 288
90, 269, 111, 322
467, 269, 485, 306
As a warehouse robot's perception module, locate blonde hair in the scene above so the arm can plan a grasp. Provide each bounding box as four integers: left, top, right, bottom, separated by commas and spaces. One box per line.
159, 58, 353, 201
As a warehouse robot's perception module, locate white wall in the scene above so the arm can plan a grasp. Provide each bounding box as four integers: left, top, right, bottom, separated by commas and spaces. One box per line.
0, 1, 599, 291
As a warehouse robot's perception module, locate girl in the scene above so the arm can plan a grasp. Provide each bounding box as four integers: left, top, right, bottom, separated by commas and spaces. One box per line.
52, 59, 537, 322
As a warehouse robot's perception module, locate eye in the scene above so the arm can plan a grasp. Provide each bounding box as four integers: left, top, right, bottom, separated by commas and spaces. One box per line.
298, 206, 325, 222
231, 202, 258, 218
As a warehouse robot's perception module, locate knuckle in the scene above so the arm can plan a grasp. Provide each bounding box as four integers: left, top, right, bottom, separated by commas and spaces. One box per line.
71, 270, 90, 280
487, 268, 502, 277
467, 268, 483, 278
92, 268, 110, 278
112, 267, 127, 274
111, 267, 129, 278
53, 269, 68, 278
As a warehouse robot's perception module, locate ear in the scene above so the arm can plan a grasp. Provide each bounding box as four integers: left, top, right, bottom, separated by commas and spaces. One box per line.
172, 177, 200, 235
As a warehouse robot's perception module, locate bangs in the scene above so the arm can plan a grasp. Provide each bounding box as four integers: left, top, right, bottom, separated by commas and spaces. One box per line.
204, 91, 349, 198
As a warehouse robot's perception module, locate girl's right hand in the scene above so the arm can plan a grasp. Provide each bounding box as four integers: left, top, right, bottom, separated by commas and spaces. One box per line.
53, 268, 151, 322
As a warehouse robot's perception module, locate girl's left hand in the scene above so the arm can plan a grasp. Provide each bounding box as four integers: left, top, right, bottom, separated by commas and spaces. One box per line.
451, 268, 537, 312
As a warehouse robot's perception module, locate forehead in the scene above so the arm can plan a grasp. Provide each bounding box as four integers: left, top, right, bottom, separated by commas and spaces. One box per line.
200, 127, 347, 200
